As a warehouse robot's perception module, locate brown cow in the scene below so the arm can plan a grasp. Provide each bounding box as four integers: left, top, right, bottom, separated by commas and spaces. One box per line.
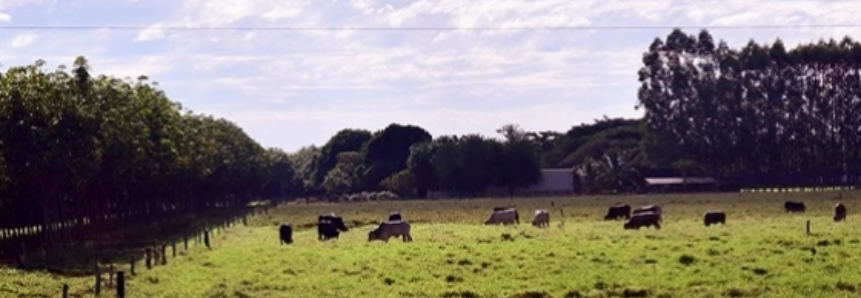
703, 211, 726, 226
834, 203, 847, 222
624, 212, 661, 230
368, 221, 413, 242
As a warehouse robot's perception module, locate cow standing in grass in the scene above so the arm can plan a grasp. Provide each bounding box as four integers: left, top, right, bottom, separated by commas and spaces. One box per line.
624, 213, 662, 230
784, 201, 806, 213
485, 208, 519, 225
279, 223, 294, 245
368, 221, 413, 242
532, 210, 550, 228
834, 203, 847, 222
603, 204, 631, 220
703, 211, 726, 227
632, 205, 662, 217
388, 212, 402, 222
318, 213, 349, 241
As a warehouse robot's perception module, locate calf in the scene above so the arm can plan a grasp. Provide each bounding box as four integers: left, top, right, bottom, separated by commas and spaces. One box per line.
484, 208, 520, 225
368, 221, 413, 242
532, 210, 550, 228
604, 204, 631, 220
279, 223, 294, 245
784, 201, 806, 213
703, 211, 726, 227
834, 203, 847, 222
624, 212, 662, 230
318, 213, 349, 241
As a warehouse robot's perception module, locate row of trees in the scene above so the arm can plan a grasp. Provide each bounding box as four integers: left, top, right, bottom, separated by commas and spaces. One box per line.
0, 58, 296, 250
638, 29, 861, 187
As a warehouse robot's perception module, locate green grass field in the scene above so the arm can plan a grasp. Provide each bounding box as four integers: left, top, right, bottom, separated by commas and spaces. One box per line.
3, 191, 861, 298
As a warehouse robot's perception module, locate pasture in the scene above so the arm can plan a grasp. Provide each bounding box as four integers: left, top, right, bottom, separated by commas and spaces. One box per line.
4, 191, 861, 298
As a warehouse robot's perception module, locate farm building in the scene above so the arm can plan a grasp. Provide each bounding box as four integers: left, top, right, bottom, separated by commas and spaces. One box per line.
429, 168, 575, 198
644, 177, 719, 193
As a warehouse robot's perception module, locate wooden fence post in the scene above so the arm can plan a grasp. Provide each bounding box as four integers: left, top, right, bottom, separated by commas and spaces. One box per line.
116, 271, 126, 298
172, 242, 176, 257
94, 263, 101, 296
806, 220, 811, 235
204, 230, 211, 249
145, 248, 152, 269
161, 244, 168, 265
184, 237, 188, 250
130, 256, 135, 275
108, 265, 115, 287
62, 284, 68, 298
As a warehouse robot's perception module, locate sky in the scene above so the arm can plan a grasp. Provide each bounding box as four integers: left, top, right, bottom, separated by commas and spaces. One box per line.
0, 0, 859, 152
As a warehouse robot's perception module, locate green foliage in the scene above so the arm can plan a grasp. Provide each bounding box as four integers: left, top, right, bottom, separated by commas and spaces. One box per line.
310, 129, 373, 191
358, 123, 432, 191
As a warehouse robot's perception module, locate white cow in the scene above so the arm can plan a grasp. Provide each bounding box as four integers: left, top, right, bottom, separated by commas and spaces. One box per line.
532, 210, 550, 228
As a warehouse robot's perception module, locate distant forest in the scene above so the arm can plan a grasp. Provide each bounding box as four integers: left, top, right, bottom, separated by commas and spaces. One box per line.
1, 29, 859, 250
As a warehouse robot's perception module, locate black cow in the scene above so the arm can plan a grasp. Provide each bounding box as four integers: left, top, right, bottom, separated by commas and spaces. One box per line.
834, 203, 847, 222
784, 201, 806, 213
279, 223, 294, 245
703, 211, 726, 227
493, 206, 511, 212
388, 212, 403, 222
623, 212, 662, 230
603, 204, 631, 220
317, 213, 349, 241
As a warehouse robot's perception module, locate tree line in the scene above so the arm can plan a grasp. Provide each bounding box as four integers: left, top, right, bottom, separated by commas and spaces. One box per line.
2, 29, 858, 252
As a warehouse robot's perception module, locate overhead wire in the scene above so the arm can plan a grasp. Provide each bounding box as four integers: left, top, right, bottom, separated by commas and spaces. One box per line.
0, 24, 858, 31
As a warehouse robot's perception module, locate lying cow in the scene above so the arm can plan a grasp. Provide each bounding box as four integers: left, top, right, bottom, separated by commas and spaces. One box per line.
532, 210, 550, 228
835, 203, 847, 222
368, 221, 413, 242
623, 212, 661, 230
318, 213, 349, 241
784, 201, 806, 213
703, 211, 726, 227
604, 204, 631, 220
279, 223, 294, 245
485, 208, 519, 225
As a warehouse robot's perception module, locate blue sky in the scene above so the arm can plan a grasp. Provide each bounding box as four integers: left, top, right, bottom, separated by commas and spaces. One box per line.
0, 0, 858, 152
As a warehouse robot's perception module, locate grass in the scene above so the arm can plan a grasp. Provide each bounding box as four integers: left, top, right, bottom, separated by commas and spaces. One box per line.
3, 191, 861, 298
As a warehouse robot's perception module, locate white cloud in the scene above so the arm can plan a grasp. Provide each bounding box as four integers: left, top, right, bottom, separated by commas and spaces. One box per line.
0, 12, 10, 21
134, 22, 167, 42
10, 32, 37, 48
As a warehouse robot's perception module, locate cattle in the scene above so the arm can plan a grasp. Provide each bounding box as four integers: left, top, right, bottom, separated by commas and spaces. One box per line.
388, 212, 403, 222
623, 212, 662, 230
368, 221, 413, 242
703, 211, 726, 227
532, 210, 550, 228
784, 201, 806, 213
603, 204, 631, 220
632, 204, 662, 216
834, 203, 847, 222
493, 206, 512, 212
279, 223, 294, 245
484, 208, 520, 225
317, 213, 349, 241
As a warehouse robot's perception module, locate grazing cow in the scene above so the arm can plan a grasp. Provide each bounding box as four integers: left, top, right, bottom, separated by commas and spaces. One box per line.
484, 208, 520, 225
604, 204, 631, 220
703, 211, 726, 226
624, 212, 662, 230
493, 206, 512, 212
532, 210, 550, 228
279, 223, 294, 245
317, 213, 349, 241
784, 201, 806, 213
632, 205, 662, 217
388, 212, 403, 222
368, 221, 413, 242
834, 203, 847, 222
